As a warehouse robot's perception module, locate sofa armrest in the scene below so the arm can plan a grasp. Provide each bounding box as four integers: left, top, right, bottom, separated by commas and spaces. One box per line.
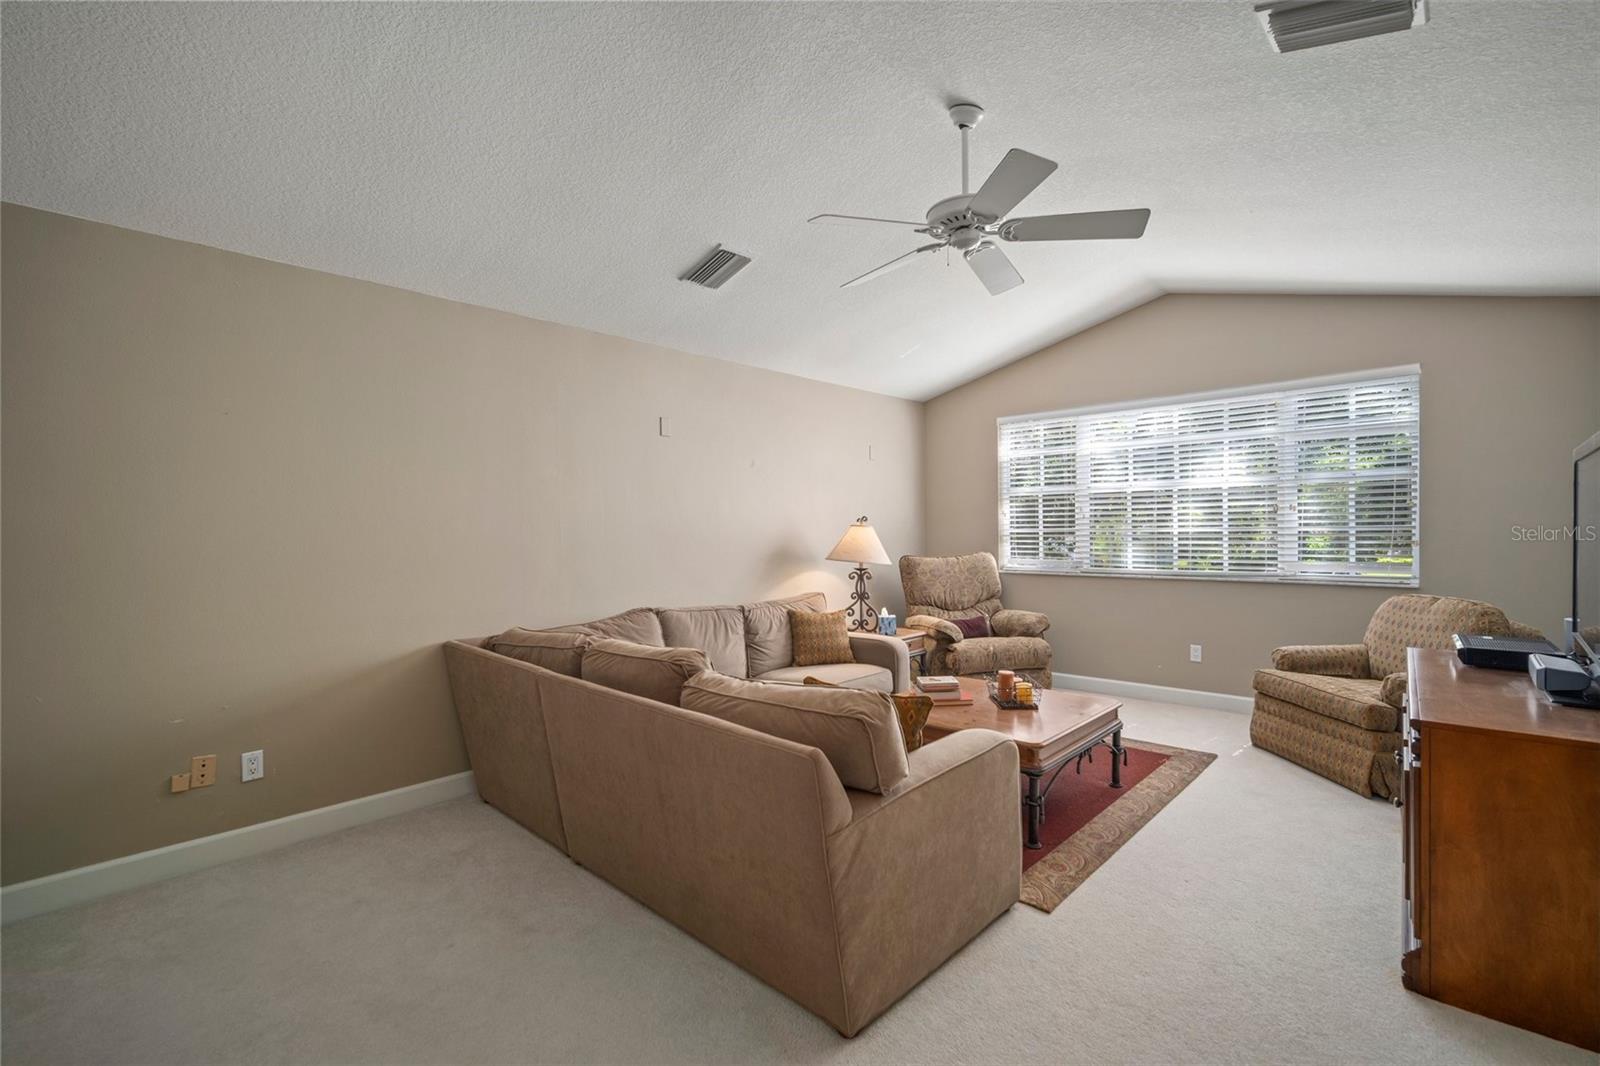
906, 614, 962, 643
839, 728, 1017, 824
991, 608, 1049, 638
848, 632, 910, 693
1380, 671, 1408, 710
823, 730, 1020, 1035
1270, 644, 1370, 678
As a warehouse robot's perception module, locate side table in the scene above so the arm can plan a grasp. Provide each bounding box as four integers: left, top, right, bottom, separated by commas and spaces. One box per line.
888, 626, 929, 678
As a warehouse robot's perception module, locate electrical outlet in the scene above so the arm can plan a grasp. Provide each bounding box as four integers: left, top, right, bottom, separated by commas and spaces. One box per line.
1189, 644, 1203, 663
189, 754, 218, 788
241, 749, 265, 782
170, 773, 191, 794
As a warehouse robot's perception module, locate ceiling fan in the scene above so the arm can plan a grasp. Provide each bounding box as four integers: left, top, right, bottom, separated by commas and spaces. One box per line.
810, 104, 1151, 296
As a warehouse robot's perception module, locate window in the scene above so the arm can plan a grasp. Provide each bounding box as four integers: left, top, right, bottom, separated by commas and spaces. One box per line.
998, 368, 1420, 586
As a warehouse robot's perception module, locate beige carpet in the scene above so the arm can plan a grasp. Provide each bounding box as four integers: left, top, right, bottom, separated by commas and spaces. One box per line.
2, 698, 1591, 1065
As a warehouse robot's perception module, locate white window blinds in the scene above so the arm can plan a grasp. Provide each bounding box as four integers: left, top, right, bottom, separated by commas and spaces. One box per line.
998, 368, 1420, 586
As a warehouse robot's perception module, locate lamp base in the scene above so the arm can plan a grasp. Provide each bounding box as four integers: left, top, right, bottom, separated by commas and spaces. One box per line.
845, 565, 878, 632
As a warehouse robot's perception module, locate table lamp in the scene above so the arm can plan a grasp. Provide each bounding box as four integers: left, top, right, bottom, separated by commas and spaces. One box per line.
827, 516, 892, 632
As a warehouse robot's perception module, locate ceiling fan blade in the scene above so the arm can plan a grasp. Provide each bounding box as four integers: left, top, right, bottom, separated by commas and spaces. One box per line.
968, 149, 1058, 221
809, 213, 925, 229
1001, 208, 1152, 242
841, 243, 943, 288
964, 242, 1023, 296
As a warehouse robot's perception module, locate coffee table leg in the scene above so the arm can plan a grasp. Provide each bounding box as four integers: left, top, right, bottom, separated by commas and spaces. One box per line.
1023, 769, 1044, 849
1109, 725, 1125, 789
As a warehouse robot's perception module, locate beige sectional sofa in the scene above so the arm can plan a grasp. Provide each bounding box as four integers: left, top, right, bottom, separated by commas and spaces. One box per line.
539, 591, 912, 692
443, 593, 1021, 1037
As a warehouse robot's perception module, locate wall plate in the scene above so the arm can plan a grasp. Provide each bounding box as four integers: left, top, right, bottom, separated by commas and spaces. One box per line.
189, 754, 217, 788
241, 750, 265, 782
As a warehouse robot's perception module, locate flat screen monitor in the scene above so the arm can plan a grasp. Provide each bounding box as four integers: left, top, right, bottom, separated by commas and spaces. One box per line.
1574, 432, 1600, 663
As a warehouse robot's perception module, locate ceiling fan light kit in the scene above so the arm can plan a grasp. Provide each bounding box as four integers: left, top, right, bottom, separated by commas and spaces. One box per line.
810, 103, 1152, 297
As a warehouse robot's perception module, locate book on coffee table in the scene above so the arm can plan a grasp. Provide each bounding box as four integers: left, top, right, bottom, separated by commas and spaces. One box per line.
915, 675, 960, 692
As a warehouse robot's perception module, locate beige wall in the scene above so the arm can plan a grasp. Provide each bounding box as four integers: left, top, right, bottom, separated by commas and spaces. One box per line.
5, 205, 1596, 886
924, 294, 1599, 696
0, 204, 923, 884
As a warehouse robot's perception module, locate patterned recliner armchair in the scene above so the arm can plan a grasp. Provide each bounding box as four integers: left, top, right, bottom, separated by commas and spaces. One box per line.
1251, 593, 1544, 800
899, 552, 1053, 686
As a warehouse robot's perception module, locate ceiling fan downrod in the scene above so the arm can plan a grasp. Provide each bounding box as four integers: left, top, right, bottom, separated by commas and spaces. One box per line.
949, 103, 984, 197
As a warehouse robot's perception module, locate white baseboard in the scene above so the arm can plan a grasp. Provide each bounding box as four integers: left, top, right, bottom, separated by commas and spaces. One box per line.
1053, 672, 1254, 715
1, 771, 476, 925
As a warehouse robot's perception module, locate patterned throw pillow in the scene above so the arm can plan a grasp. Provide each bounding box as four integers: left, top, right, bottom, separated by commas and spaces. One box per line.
891, 692, 932, 752
790, 609, 855, 667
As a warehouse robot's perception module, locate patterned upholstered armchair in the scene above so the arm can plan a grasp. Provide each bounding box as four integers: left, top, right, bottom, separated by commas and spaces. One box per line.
899, 551, 1053, 686
1251, 593, 1544, 800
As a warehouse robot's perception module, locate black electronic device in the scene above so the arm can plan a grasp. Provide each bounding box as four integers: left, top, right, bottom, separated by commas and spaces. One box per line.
1452, 633, 1559, 671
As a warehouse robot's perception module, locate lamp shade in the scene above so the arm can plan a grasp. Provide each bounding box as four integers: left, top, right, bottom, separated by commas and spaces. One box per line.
826, 517, 891, 566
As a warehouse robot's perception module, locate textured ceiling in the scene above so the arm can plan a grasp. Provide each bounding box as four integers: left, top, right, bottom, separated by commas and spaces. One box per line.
3, 2, 1597, 400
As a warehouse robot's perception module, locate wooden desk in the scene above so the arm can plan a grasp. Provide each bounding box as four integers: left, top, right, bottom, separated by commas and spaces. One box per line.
1402, 649, 1600, 1052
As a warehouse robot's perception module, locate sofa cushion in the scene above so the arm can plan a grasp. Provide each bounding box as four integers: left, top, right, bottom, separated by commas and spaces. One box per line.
801, 676, 932, 752
945, 636, 1051, 676
681, 673, 909, 794
485, 627, 592, 676
580, 639, 710, 707
791, 609, 855, 667
755, 663, 892, 692
1252, 669, 1398, 732
553, 608, 664, 647
743, 592, 827, 676
658, 605, 747, 677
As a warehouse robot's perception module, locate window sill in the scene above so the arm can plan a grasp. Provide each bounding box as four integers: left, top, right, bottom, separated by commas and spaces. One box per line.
999, 567, 1419, 590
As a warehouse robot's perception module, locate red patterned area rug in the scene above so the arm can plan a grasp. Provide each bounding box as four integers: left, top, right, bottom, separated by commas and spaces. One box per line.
1020, 738, 1215, 913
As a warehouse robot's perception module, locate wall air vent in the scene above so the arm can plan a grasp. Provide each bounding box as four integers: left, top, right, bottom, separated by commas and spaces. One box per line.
1255, 0, 1427, 53
680, 246, 752, 289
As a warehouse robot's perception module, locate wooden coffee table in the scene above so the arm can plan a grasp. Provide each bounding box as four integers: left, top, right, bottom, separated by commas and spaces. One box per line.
922, 677, 1126, 850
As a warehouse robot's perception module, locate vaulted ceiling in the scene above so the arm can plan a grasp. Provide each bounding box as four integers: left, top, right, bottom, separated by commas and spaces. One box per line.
4, 2, 1596, 399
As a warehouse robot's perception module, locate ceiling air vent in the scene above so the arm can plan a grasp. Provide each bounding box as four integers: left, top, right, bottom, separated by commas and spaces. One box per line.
680, 246, 752, 289
1255, 0, 1427, 53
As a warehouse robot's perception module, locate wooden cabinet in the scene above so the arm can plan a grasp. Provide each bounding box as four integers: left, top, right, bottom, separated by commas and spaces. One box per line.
1401, 649, 1600, 1052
